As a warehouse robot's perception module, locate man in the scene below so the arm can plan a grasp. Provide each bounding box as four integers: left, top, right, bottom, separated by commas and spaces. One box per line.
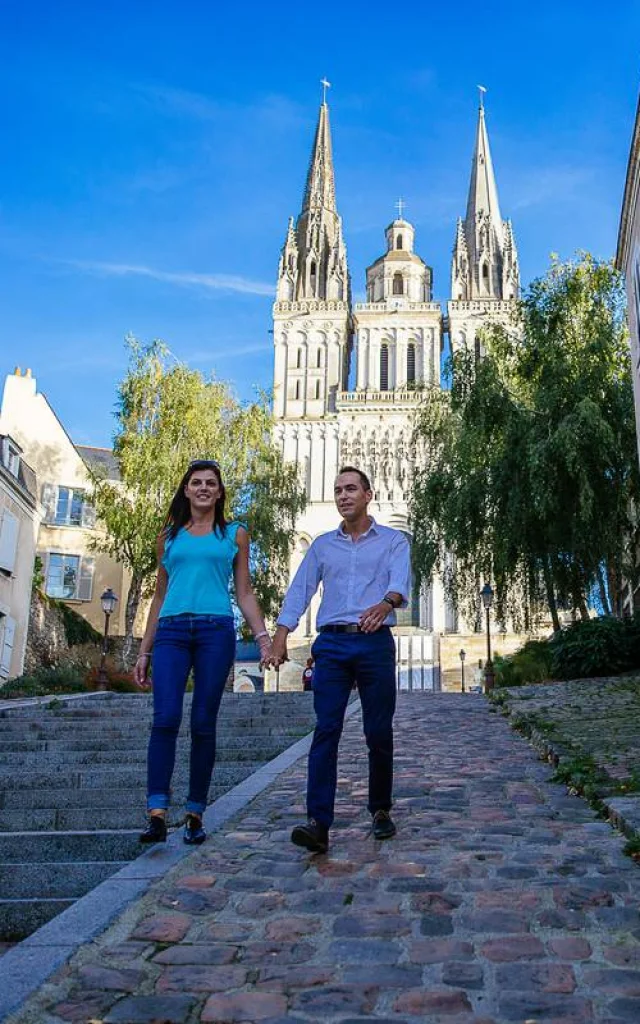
270, 466, 411, 854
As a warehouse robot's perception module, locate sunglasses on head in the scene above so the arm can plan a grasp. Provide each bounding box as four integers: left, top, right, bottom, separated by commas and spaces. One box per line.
188, 459, 220, 469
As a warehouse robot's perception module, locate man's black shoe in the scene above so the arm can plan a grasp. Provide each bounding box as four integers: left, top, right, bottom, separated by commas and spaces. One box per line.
184, 814, 207, 845
139, 814, 167, 844
372, 810, 396, 840
291, 818, 329, 853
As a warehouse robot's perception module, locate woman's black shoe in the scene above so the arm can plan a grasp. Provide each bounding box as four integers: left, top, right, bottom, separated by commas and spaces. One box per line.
184, 814, 207, 845
372, 810, 396, 840
139, 815, 167, 844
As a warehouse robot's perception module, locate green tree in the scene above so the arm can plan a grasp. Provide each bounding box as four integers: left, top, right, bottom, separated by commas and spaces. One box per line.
89, 338, 305, 661
411, 254, 639, 629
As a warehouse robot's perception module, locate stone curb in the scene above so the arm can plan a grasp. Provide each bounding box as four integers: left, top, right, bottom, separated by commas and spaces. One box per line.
0, 699, 359, 1022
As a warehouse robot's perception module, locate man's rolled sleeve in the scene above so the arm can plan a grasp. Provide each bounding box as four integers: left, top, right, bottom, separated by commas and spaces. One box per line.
276, 543, 321, 631
388, 532, 412, 609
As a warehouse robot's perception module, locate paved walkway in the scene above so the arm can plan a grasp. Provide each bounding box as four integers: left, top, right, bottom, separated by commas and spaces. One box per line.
8, 694, 640, 1024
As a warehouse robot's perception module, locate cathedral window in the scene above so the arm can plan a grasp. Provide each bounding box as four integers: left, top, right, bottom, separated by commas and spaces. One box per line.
310, 261, 317, 294
407, 344, 416, 385
392, 273, 404, 295
396, 235, 403, 250
316, 349, 322, 368
315, 380, 321, 400
296, 348, 302, 369
380, 344, 390, 391
295, 380, 301, 400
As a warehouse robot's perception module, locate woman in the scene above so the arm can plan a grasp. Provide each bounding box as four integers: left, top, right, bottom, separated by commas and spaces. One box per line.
134, 459, 273, 845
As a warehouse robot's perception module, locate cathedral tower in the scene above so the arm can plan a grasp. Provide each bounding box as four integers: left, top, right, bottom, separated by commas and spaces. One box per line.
448, 98, 520, 354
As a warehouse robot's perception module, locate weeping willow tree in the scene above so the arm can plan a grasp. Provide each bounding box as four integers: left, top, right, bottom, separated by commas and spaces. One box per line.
411, 254, 639, 630
89, 337, 305, 660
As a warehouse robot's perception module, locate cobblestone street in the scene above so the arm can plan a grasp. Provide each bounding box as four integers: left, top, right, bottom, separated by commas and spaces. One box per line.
9, 693, 640, 1024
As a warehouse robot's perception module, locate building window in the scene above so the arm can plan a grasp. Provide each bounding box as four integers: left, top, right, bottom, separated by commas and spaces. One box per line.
315, 380, 321, 400
407, 344, 416, 384
296, 349, 302, 369
0, 510, 19, 574
380, 345, 390, 391
316, 349, 322, 368
295, 380, 301, 400
55, 487, 85, 526
396, 235, 403, 250
310, 261, 317, 293
392, 273, 403, 295
45, 553, 94, 601
0, 614, 16, 679
1, 437, 20, 477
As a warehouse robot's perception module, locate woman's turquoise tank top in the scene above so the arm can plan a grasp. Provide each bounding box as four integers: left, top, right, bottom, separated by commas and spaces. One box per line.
159, 522, 244, 618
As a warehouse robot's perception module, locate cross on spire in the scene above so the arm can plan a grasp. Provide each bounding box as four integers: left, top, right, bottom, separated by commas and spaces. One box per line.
477, 84, 487, 109
396, 197, 406, 219
321, 78, 331, 104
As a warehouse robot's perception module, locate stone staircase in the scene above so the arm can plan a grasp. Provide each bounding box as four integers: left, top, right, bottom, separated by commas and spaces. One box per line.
0, 691, 316, 940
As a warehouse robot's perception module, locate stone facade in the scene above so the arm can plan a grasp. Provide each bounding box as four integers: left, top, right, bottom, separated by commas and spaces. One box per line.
616, 87, 640, 614
0, 434, 39, 680
273, 98, 519, 646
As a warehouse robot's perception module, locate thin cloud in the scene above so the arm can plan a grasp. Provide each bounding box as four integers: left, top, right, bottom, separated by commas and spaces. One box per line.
186, 343, 270, 362
511, 166, 594, 211
57, 259, 273, 297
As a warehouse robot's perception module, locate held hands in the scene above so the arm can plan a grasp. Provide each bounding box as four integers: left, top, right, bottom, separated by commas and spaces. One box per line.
359, 601, 392, 634
134, 653, 151, 690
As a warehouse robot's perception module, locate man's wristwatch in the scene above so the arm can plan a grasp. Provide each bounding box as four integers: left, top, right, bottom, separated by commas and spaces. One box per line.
382, 593, 398, 610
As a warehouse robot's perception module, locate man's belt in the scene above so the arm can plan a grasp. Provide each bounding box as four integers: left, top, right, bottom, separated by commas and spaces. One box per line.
318, 623, 391, 634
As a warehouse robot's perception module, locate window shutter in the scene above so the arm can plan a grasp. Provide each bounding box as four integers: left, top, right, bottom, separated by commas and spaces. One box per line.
41, 483, 57, 523
0, 511, 19, 573
81, 500, 96, 529
77, 557, 94, 601
0, 616, 15, 678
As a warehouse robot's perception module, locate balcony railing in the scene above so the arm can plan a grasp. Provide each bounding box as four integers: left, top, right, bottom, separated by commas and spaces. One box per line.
337, 389, 421, 406
354, 301, 441, 313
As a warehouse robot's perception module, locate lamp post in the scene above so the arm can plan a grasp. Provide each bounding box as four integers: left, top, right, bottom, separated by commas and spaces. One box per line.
97, 588, 118, 690
480, 583, 495, 692
459, 648, 466, 693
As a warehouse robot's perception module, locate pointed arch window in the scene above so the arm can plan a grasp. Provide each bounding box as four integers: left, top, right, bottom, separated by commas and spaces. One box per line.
316, 349, 322, 368
392, 273, 404, 295
407, 343, 416, 385
310, 261, 317, 294
396, 235, 403, 250
380, 344, 390, 391
296, 348, 302, 369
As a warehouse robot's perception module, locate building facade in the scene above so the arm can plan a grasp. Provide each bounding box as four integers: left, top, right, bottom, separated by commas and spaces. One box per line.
616, 88, 640, 614
0, 433, 39, 680
273, 97, 520, 648
0, 369, 132, 637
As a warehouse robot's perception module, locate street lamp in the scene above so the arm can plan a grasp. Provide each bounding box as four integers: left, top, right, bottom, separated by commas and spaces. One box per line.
459, 648, 466, 693
97, 588, 118, 690
480, 583, 495, 692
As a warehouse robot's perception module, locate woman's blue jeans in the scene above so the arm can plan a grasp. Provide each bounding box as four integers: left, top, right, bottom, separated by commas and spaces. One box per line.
147, 614, 236, 815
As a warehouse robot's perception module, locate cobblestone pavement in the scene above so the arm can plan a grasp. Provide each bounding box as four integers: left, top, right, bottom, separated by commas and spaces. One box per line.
10, 693, 640, 1024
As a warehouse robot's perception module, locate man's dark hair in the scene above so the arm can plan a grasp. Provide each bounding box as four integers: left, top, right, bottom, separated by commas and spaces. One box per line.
338, 465, 372, 492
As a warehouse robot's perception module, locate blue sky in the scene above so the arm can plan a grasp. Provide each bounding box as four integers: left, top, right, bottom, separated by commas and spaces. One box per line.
1, 0, 639, 446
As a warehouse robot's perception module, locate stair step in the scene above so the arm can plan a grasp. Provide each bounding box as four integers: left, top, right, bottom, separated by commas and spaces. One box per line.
0, 860, 127, 900
0, 830, 141, 863
0, 899, 75, 941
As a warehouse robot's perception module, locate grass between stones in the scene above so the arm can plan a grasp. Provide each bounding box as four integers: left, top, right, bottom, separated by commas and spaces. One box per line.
489, 676, 640, 860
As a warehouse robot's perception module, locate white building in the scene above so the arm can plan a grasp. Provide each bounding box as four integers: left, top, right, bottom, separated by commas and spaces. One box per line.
272, 96, 520, 663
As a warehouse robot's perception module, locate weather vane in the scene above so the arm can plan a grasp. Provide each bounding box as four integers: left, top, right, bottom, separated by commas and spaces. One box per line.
321, 78, 331, 104
477, 84, 487, 109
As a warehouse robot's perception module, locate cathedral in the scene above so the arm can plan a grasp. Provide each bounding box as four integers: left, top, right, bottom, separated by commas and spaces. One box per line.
272, 95, 520, 651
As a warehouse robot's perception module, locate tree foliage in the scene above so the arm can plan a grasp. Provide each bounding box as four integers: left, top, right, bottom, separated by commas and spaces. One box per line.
89, 337, 306, 648
410, 253, 640, 629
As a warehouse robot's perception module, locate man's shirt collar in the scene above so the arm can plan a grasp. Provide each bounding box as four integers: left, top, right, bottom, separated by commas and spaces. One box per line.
336, 516, 379, 541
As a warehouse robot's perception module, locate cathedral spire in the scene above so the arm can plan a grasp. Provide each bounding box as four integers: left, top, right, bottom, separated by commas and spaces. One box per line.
465, 102, 503, 248
301, 100, 337, 214
451, 97, 519, 301
276, 94, 349, 303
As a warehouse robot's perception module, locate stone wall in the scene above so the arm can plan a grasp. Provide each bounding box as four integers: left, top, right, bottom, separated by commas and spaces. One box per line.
439, 632, 543, 692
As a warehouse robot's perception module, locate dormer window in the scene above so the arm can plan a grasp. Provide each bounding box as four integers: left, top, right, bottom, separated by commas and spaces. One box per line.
1, 438, 21, 478
392, 273, 404, 296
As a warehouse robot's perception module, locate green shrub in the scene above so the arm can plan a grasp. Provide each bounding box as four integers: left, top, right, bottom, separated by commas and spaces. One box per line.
494, 640, 554, 688
549, 615, 640, 679
1, 665, 87, 699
